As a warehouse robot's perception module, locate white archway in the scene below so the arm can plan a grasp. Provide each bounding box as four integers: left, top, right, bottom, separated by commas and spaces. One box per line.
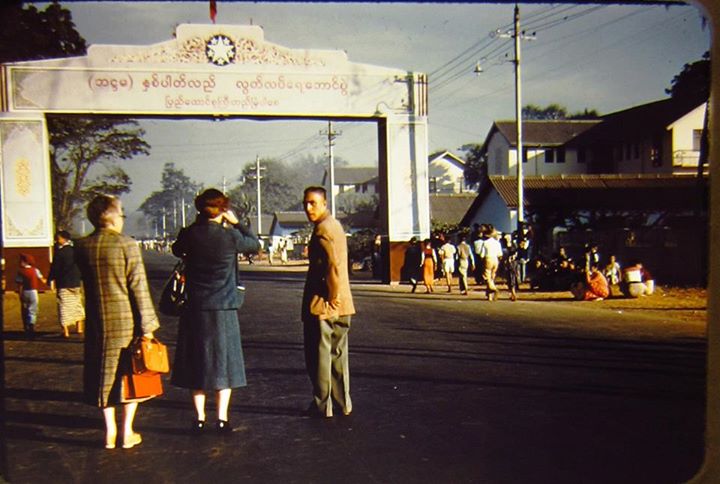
0, 23, 430, 281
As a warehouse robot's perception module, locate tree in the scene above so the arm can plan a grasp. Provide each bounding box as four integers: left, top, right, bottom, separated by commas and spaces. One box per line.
227, 154, 332, 216
459, 143, 486, 187
522, 103, 599, 120
139, 163, 202, 236
666, 51, 710, 102
336, 192, 378, 216
48, 115, 150, 229
568, 108, 600, 120
0, 1, 86, 63
523, 103, 568, 120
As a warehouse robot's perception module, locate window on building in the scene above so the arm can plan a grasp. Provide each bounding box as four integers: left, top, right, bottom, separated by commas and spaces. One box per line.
545, 148, 554, 163
577, 148, 586, 163
522, 147, 528, 163
557, 147, 566, 163
429, 177, 438, 193
693, 129, 703, 151
650, 146, 663, 167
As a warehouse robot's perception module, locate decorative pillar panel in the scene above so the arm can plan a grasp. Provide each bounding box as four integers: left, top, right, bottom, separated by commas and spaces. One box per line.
0, 114, 53, 247
384, 114, 430, 242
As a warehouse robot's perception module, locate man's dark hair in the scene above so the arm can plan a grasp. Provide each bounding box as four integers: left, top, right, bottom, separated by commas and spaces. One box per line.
56, 230, 72, 240
303, 186, 327, 200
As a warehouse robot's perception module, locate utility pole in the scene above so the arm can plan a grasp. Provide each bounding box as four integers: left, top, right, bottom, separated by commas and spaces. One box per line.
320, 121, 341, 217
180, 197, 186, 227
255, 154, 263, 233
495, 5, 535, 231
513, 5, 524, 230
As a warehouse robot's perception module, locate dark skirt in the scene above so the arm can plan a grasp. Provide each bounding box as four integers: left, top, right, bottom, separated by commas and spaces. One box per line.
171, 308, 247, 390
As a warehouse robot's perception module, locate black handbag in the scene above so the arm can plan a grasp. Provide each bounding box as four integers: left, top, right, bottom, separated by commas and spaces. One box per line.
159, 260, 187, 316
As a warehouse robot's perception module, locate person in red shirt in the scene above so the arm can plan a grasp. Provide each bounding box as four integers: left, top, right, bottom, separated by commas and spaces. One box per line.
15, 253, 47, 337
571, 264, 610, 301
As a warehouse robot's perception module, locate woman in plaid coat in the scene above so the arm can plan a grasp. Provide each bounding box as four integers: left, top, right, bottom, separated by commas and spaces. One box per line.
75, 195, 159, 450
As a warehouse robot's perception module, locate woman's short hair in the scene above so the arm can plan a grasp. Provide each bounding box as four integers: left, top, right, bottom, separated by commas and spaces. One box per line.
194, 188, 230, 219
86, 195, 120, 229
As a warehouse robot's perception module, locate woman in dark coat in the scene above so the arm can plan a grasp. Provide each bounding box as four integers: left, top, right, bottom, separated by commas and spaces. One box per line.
171, 188, 260, 433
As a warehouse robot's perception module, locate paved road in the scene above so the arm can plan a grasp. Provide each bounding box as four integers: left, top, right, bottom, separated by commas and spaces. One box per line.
2, 251, 707, 483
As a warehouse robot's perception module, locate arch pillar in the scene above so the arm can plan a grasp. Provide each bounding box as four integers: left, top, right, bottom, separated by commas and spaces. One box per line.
377, 113, 430, 284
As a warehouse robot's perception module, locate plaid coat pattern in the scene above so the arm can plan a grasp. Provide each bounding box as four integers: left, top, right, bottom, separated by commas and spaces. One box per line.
75, 229, 159, 407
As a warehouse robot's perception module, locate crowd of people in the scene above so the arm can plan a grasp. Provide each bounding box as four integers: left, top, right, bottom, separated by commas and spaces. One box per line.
402, 222, 530, 300
530, 243, 655, 300
402, 223, 656, 302
13, 186, 356, 450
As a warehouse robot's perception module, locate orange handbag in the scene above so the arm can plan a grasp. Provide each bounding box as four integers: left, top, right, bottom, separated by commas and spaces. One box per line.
123, 372, 163, 399
129, 336, 170, 375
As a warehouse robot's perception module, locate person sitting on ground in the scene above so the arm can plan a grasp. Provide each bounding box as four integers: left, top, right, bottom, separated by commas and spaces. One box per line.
570, 264, 609, 301
604, 254, 621, 285
620, 261, 654, 298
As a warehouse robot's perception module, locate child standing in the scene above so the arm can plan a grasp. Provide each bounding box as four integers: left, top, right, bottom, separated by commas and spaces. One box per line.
15, 253, 47, 337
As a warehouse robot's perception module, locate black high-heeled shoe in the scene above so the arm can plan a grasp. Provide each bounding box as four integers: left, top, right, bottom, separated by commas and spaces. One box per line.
191, 420, 206, 434
216, 420, 233, 434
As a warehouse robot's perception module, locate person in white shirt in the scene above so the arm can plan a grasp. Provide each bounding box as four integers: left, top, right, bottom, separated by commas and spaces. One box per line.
439, 237, 457, 293
479, 227, 503, 300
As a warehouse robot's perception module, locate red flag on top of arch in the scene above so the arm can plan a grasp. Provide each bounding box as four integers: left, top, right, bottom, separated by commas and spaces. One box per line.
210, 0, 217, 24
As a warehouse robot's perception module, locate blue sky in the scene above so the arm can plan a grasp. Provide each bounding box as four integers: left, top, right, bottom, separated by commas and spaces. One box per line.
51, 2, 711, 216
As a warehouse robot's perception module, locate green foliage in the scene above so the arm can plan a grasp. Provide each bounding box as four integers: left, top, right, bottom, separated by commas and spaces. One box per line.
336, 192, 378, 216
459, 144, 486, 187
431, 220, 465, 238
523, 103, 568, 120
227, 154, 329, 215
523, 104, 600, 120
139, 163, 202, 235
0, 1, 86, 63
47, 115, 150, 230
346, 229, 375, 263
666, 51, 710, 102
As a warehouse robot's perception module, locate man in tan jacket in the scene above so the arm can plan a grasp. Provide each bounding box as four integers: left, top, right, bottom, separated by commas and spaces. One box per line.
301, 186, 356, 418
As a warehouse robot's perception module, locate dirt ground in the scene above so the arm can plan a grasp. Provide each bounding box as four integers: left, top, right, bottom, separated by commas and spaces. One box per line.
520, 284, 708, 323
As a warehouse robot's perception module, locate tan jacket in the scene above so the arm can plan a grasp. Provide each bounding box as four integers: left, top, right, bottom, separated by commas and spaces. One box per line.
302, 212, 355, 320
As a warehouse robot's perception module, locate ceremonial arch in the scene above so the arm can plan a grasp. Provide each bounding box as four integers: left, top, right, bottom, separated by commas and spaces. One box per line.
0, 23, 429, 283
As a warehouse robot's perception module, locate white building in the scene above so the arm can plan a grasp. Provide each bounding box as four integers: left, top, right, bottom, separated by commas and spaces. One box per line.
483, 97, 707, 179
464, 96, 709, 234
428, 150, 476, 193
